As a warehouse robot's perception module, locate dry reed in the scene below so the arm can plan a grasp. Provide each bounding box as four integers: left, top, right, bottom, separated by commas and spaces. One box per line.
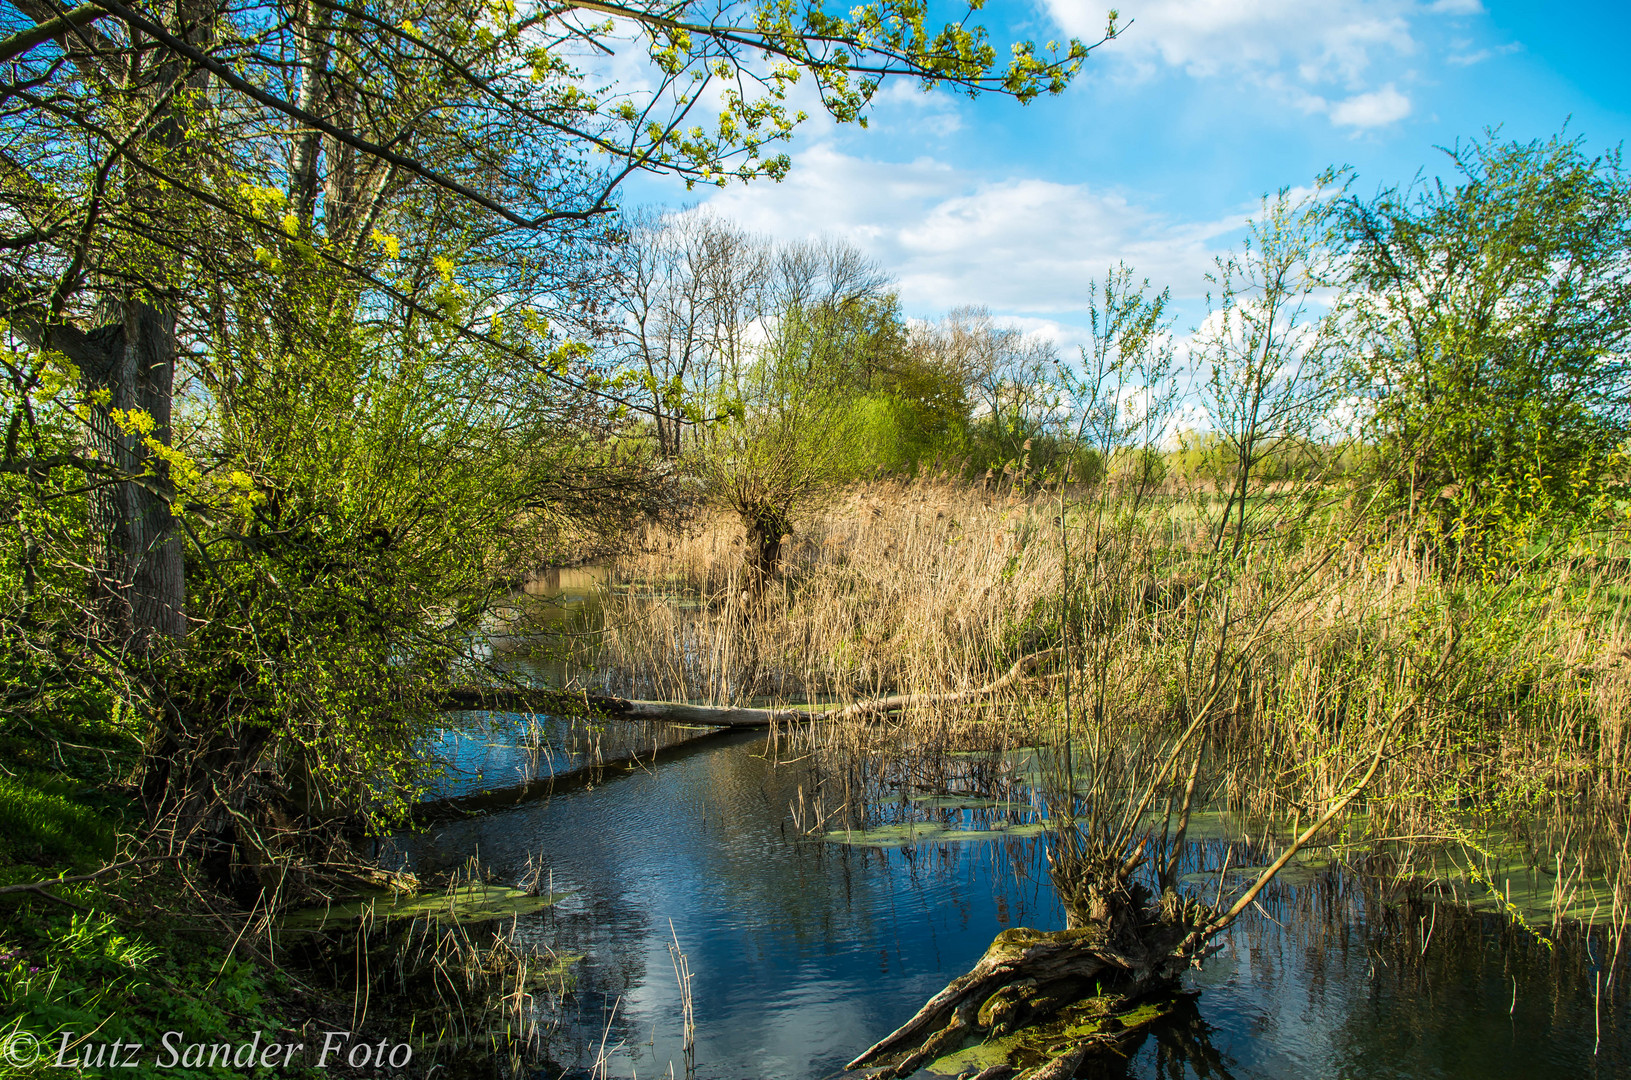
582, 474, 1631, 958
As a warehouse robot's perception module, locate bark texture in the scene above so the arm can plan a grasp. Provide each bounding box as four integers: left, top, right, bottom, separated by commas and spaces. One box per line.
79, 301, 187, 646
845, 845, 1214, 1079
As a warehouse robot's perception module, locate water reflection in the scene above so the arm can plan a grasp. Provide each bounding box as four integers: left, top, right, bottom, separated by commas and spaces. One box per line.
399, 733, 1627, 1079
405, 731, 1059, 1078
483, 567, 610, 689
422, 711, 720, 806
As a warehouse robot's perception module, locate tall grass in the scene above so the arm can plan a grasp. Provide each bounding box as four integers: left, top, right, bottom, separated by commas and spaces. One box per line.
588, 473, 1631, 961
596, 477, 1060, 706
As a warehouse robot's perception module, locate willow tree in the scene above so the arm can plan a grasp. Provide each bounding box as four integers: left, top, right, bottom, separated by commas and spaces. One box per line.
695, 237, 897, 583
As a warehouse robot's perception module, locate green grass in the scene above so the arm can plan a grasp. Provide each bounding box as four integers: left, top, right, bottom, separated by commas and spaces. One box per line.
0, 772, 118, 868
0, 714, 313, 1078
1, 899, 299, 1080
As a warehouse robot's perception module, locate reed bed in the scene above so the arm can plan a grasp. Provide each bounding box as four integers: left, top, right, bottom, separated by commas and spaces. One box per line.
583, 474, 1631, 965
597, 478, 1062, 706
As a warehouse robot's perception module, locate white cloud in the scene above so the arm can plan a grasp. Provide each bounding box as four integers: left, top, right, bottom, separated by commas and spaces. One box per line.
1329, 83, 1412, 127
1054, 0, 1416, 85
1446, 40, 1520, 66
996, 316, 1096, 353
1047, 0, 1485, 129
697, 144, 1245, 314
868, 83, 966, 136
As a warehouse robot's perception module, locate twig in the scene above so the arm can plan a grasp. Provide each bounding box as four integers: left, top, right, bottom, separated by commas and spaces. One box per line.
0, 853, 182, 897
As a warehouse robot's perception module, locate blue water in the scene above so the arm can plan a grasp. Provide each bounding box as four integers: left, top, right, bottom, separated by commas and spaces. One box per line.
421, 711, 712, 804
401, 729, 1629, 1080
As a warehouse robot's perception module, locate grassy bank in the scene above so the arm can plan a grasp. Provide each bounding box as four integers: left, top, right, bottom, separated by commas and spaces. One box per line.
0, 711, 318, 1079
0, 709, 546, 1079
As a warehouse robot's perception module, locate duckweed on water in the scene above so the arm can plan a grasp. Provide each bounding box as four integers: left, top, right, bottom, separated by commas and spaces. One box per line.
820, 821, 1049, 847
277, 883, 567, 932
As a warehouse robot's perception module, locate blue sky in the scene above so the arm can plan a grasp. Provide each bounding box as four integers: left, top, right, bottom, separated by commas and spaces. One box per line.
618, 0, 1630, 352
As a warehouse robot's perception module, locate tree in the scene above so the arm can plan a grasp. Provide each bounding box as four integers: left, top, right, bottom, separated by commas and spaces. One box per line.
0, 0, 1117, 638
926, 305, 1064, 476
1338, 129, 1631, 562
694, 237, 890, 583
845, 310, 972, 473
596, 209, 766, 457
1196, 185, 1345, 561
0, 0, 1118, 882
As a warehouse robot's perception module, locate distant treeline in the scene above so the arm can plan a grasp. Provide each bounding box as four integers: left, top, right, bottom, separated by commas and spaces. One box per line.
600, 129, 1630, 574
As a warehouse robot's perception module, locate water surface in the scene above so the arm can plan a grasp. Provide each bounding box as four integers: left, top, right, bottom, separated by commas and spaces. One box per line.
402, 730, 1627, 1080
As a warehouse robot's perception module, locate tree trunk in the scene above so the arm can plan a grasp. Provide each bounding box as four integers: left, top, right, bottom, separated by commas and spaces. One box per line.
741, 502, 791, 586
82, 298, 186, 647
845, 922, 1202, 1079
446, 649, 1060, 725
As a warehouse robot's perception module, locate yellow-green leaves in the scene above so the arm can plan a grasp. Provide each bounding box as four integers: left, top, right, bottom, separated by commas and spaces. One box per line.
572, 0, 1101, 191
33, 352, 78, 403
371, 229, 401, 259
234, 182, 286, 218
222, 469, 267, 520
107, 408, 203, 516
108, 407, 156, 437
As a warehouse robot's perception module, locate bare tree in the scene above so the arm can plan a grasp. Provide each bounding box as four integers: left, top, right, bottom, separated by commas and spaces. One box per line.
922, 305, 1062, 467
597, 210, 767, 456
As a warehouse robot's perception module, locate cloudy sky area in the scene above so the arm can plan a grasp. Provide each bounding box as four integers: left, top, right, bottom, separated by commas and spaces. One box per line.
618, 0, 1630, 352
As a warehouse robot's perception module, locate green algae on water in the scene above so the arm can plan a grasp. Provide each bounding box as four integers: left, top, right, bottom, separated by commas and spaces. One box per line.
278, 883, 567, 933
820, 821, 1048, 847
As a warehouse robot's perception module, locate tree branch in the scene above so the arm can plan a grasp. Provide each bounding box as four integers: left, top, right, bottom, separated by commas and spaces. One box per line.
0, 2, 109, 65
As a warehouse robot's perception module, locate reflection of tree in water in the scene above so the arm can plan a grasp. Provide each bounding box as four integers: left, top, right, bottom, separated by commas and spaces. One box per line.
1083, 996, 1237, 1080
411, 722, 1629, 1080
412, 731, 1071, 1078
1327, 896, 1629, 1080
1149, 866, 1629, 1080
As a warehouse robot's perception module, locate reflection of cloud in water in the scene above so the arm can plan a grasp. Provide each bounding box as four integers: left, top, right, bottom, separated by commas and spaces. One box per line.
399, 734, 1629, 1079
402, 732, 1060, 1078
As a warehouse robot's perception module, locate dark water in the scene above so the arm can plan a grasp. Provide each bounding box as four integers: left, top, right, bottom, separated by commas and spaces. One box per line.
400, 729, 1629, 1080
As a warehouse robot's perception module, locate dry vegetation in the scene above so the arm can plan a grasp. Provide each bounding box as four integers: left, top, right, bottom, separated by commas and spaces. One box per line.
591, 475, 1631, 963
599, 478, 1062, 704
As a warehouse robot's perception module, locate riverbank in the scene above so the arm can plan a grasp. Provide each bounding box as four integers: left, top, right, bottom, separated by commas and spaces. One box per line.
0, 752, 545, 1079
7, 474, 1629, 1077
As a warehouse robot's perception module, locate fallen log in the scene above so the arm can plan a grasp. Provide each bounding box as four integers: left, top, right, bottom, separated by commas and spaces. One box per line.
446, 649, 1060, 728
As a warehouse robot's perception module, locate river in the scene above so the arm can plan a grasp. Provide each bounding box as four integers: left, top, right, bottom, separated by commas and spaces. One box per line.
400, 720, 1626, 1080
392, 568, 1630, 1078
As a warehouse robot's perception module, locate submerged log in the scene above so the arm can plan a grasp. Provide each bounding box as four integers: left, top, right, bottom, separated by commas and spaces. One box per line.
447, 649, 1060, 728
846, 839, 1215, 1080
845, 924, 1200, 1079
